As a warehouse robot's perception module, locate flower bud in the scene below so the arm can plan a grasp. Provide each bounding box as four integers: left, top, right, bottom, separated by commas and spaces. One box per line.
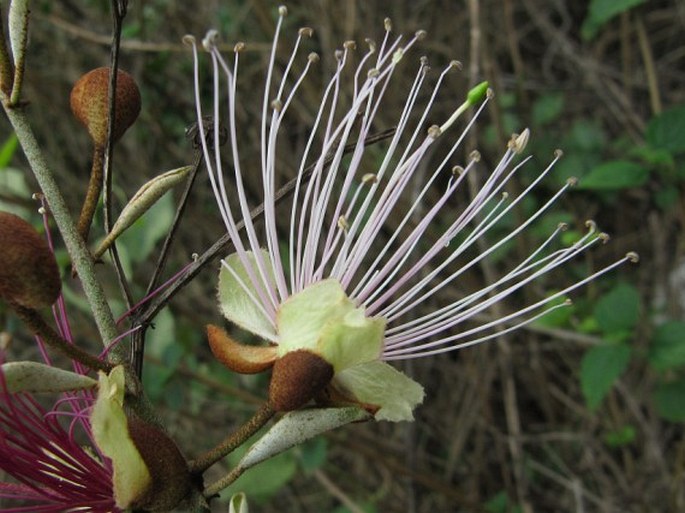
269, 350, 334, 412
70, 67, 141, 147
0, 211, 61, 308
125, 416, 193, 512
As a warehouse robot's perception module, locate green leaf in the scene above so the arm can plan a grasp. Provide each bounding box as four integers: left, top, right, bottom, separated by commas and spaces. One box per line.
581, 343, 631, 410
603, 425, 636, 447
94, 166, 192, 259
218, 251, 278, 342
532, 93, 564, 126
298, 437, 328, 473
91, 366, 151, 508
0, 134, 18, 168
117, 190, 175, 268
653, 379, 685, 422
228, 492, 249, 513
0, 361, 97, 393
0, 167, 31, 215
593, 283, 640, 334
240, 407, 370, 471
581, 0, 646, 40
578, 160, 649, 190
485, 491, 523, 513
655, 186, 680, 210
649, 321, 685, 372
278, 279, 384, 371
226, 451, 297, 503
333, 361, 425, 422
566, 119, 606, 152
646, 104, 685, 154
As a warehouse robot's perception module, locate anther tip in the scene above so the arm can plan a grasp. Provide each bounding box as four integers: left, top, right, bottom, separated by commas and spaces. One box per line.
627, 252, 639, 263
308, 52, 320, 63
384, 18, 392, 31
299, 27, 314, 38
427, 125, 442, 139
278, 5, 288, 17
182, 35, 196, 46
585, 219, 597, 231
367, 67, 380, 78
362, 173, 378, 184
554, 148, 564, 158
202, 30, 219, 51
469, 150, 481, 162
415, 29, 427, 40
450, 60, 463, 71
344, 40, 357, 50
567, 176, 578, 187
234, 42, 246, 53
558, 222, 569, 231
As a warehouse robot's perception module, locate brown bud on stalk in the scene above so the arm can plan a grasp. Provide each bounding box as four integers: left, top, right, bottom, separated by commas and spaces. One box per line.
126, 416, 193, 511
0, 211, 61, 309
70, 67, 141, 147
70, 67, 141, 242
269, 350, 334, 412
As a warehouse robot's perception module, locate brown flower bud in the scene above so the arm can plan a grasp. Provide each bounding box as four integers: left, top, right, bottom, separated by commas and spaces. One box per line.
269, 350, 334, 412
0, 211, 61, 308
126, 416, 193, 512
70, 67, 141, 147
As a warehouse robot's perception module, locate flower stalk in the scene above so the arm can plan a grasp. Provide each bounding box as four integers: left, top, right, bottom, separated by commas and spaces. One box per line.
188, 401, 275, 475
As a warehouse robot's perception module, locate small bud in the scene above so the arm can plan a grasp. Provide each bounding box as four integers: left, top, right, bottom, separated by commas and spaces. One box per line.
269, 350, 334, 411
466, 81, 489, 106
427, 125, 441, 139
70, 67, 141, 148
0, 211, 61, 309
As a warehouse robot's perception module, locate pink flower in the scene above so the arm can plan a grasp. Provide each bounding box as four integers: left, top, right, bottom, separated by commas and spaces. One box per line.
187, 6, 637, 421
0, 366, 117, 513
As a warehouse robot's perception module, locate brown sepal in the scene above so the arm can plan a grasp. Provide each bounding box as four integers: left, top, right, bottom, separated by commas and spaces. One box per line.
206, 324, 278, 374
127, 416, 193, 512
269, 350, 334, 412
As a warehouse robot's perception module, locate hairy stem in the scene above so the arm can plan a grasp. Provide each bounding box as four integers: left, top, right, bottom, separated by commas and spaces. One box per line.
9, 302, 112, 372
0, 103, 120, 354
203, 466, 245, 499
189, 402, 274, 475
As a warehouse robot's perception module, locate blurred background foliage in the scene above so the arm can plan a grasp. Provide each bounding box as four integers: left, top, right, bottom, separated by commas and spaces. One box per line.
1, 0, 684, 512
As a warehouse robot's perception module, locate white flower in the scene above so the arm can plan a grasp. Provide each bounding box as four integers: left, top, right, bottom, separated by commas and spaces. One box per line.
185, 6, 636, 422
